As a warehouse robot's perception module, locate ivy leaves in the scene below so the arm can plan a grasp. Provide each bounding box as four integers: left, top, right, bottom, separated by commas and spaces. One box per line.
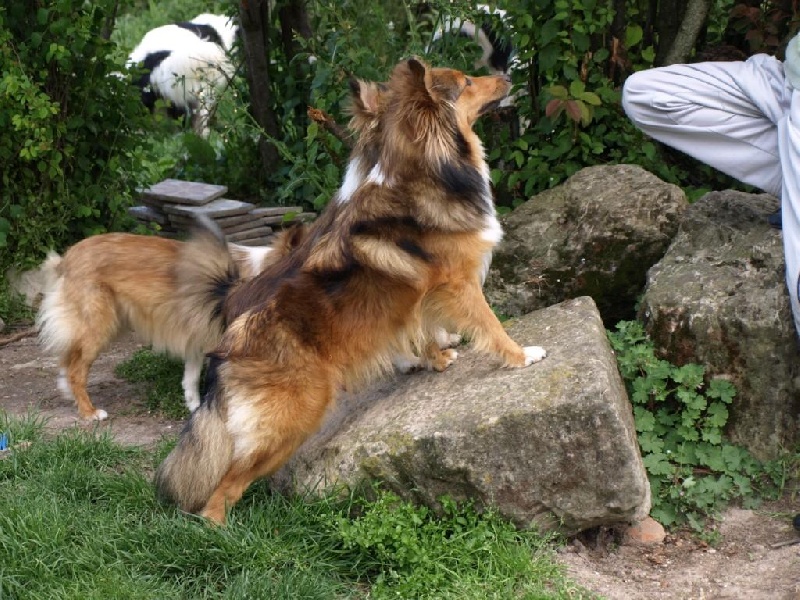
608, 321, 764, 530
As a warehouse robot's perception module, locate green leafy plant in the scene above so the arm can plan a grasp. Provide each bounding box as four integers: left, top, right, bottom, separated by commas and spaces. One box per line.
608, 320, 767, 530
332, 486, 568, 599
0, 2, 155, 276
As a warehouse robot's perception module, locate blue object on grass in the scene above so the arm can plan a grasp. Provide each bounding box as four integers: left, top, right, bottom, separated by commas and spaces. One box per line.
0, 433, 8, 451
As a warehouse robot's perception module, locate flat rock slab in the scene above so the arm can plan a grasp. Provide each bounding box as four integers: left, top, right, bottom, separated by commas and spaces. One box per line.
162, 198, 255, 219
127, 205, 167, 225
215, 212, 261, 228
141, 179, 227, 206
217, 219, 271, 235
233, 236, 275, 246
226, 226, 273, 242
250, 206, 303, 217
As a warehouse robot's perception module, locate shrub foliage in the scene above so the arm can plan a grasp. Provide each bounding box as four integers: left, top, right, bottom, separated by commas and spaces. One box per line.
0, 0, 150, 274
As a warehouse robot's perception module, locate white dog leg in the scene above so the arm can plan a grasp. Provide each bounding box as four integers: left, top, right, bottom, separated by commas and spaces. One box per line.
182, 355, 204, 412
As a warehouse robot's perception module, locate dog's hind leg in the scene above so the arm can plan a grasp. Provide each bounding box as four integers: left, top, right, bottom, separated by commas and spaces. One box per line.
59, 299, 119, 420
198, 382, 335, 524
199, 439, 305, 524
181, 353, 205, 412
429, 280, 546, 368
62, 342, 108, 420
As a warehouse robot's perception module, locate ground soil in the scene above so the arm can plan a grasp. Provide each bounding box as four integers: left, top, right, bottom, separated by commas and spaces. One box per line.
2, 331, 799, 599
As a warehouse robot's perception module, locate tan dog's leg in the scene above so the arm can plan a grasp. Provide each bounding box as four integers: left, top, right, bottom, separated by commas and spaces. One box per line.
199, 383, 334, 524
429, 281, 546, 367
199, 438, 305, 525
62, 343, 108, 420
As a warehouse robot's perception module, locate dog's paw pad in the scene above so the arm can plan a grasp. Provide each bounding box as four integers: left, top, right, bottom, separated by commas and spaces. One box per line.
523, 346, 547, 366
432, 349, 458, 371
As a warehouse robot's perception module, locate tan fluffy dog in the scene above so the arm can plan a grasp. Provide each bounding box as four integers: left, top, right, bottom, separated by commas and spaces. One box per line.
155, 58, 546, 524
36, 228, 292, 420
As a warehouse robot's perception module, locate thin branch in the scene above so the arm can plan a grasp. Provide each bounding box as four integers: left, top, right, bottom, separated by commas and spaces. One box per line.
0, 327, 38, 348
307, 106, 353, 149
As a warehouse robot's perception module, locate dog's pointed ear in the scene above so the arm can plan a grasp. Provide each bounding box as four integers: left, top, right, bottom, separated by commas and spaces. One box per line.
407, 57, 427, 86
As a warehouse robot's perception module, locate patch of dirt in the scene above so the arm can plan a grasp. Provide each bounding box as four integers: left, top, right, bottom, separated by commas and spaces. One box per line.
560, 503, 800, 599
1, 332, 799, 599
0, 332, 182, 447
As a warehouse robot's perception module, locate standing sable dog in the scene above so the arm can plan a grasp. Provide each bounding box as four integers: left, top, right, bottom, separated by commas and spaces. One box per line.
36, 230, 290, 420
155, 58, 547, 524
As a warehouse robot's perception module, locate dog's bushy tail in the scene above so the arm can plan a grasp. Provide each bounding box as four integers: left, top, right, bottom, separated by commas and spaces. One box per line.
36, 252, 70, 354
155, 357, 233, 513
174, 215, 240, 339
39, 251, 63, 290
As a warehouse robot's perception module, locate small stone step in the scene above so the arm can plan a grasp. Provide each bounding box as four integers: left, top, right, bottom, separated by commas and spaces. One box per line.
226, 226, 273, 242
127, 205, 168, 226
218, 219, 270, 235
249, 206, 303, 218
141, 178, 228, 206
261, 212, 316, 226
231, 235, 275, 247
162, 198, 255, 219
215, 212, 260, 228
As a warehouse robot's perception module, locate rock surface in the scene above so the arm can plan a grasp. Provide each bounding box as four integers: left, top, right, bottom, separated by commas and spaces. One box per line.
639, 191, 800, 459
486, 164, 688, 326
274, 296, 651, 534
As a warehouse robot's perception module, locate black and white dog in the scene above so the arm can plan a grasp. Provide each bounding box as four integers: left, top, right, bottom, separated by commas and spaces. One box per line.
126, 13, 238, 137
428, 4, 514, 76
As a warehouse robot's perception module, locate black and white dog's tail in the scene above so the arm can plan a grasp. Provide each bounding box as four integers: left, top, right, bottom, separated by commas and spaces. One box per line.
427, 3, 514, 75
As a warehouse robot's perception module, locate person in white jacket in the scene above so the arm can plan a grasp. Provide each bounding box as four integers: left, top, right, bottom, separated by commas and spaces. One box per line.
622, 35, 800, 339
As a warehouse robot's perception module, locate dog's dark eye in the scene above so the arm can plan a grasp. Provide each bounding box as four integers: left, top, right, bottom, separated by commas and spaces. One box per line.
465, 78, 473, 86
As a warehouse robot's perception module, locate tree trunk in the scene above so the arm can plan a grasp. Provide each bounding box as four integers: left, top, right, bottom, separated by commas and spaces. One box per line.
654, 0, 684, 65
662, 0, 712, 65
239, 0, 280, 172
609, 0, 629, 82
278, 0, 312, 121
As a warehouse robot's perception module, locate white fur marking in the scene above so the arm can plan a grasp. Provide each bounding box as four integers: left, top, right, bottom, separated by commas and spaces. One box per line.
57, 369, 74, 400
243, 246, 274, 274
338, 156, 363, 204
367, 163, 390, 187
226, 398, 263, 459
181, 357, 204, 412
480, 215, 504, 244
392, 354, 422, 374
434, 328, 462, 349
523, 346, 547, 366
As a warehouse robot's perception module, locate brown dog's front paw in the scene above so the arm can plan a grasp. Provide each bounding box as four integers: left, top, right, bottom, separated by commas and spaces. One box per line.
522, 345, 546, 366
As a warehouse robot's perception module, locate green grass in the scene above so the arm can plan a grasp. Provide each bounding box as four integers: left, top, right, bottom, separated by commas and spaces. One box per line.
114, 348, 190, 419
0, 412, 590, 599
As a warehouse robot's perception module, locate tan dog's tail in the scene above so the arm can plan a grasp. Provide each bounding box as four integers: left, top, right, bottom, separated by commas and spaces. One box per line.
175, 215, 240, 331
155, 357, 233, 513
35, 251, 69, 354
39, 251, 63, 290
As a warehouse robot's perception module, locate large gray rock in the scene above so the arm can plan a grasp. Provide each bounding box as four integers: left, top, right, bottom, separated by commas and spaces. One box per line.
273, 296, 651, 534
485, 164, 688, 326
639, 191, 800, 460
